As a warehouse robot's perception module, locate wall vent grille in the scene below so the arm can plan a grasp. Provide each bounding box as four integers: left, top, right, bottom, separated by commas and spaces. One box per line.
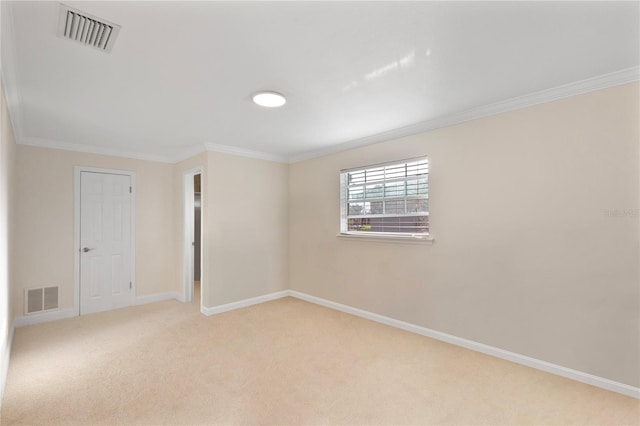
57, 4, 121, 53
25, 286, 59, 315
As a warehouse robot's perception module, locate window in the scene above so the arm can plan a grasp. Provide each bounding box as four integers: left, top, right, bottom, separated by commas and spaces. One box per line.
340, 157, 429, 238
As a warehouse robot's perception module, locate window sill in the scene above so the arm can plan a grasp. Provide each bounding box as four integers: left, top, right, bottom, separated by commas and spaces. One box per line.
336, 232, 435, 245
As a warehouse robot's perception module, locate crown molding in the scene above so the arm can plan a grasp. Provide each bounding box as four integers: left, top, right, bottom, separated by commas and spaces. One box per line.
287, 66, 640, 163
2, 0, 638, 166
203, 142, 288, 163
18, 136, 176, 163
172, 143, 208, 163
15, 135, 290, 165
5, 61, 639, 166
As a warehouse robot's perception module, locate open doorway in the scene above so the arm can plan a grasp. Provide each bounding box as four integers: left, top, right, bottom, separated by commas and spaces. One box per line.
193, 174, 201, 303
183, 167, 203, 307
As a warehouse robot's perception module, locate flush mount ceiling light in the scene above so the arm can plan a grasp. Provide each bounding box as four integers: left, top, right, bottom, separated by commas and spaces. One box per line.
252, 91, 286, 108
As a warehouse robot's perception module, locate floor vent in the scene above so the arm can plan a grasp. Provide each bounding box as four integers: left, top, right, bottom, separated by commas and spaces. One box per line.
25, 286, 59, 315
57, 4, 121, 53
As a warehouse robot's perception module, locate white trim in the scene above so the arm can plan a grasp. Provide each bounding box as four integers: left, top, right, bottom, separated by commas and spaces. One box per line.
192, 288, 640, 397
287, 67, 640, 163
20, 136, 176, 163
0, 323, 15, 410
287, 290, 640, 399
13, 308, 76, 327
201, 291, 289, 316
340, 155, 428, 174
183, 171, 195, 304
15, 136, 289, 165
6, 67, 637, 165
74, 167, 136, 317
204, 142, 288, 163
173, 144, 207, 163
336, 232, 435, 245
182, 167, 203, 308
2, 279, 637, 399
11, 291, 182, 327
135, 292, 182, 305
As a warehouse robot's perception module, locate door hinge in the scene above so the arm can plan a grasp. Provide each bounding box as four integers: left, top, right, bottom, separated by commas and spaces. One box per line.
129, 186, 132, 193
129, 281, 132, 289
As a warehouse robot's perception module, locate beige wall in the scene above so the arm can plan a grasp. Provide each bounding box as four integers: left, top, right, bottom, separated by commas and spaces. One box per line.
3, 81, 637, 389
13, 146, 179, 314
289, 82, 640, 387
203, 151, 289, 307
0, 79, 17, 403
12, 143, 291, 316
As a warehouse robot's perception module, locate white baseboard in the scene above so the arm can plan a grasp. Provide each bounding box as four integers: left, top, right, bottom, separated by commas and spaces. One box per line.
134, 291, 181, 306
13, 308, 76, 328
6, 288, 637, 399
287, 290, 640, 399
201, 290, 289, 316
13, 293, 180, 328
0, 322, 15, 410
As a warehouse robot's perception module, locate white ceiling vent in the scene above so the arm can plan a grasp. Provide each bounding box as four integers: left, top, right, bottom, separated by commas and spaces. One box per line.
57, 4, 121, 53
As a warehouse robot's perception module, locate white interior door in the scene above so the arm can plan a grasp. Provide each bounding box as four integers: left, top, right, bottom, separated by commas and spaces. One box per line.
80, 171, 133, 315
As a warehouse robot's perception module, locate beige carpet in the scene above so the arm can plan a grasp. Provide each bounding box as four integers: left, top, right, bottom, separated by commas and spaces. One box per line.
1, 296, 638, 425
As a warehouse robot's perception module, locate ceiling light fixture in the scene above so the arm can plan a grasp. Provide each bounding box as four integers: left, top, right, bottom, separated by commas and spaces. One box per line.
253, 91, 286, 108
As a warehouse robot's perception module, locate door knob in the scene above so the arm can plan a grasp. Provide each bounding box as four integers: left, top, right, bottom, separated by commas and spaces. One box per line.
82, 247, 95, 253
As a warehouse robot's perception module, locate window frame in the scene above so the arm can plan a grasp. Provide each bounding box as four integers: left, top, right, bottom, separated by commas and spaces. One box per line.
339, 156, 433, 243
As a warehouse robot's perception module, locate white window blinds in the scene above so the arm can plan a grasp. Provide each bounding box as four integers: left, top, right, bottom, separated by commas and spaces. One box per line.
340, 157, 429, 236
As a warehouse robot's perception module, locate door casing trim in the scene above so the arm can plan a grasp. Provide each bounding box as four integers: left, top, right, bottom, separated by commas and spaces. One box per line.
74, 166, 136, 317
182, 167, 203, 307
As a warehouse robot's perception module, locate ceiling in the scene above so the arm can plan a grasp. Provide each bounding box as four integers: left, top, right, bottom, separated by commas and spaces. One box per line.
1, 1, 639, 163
